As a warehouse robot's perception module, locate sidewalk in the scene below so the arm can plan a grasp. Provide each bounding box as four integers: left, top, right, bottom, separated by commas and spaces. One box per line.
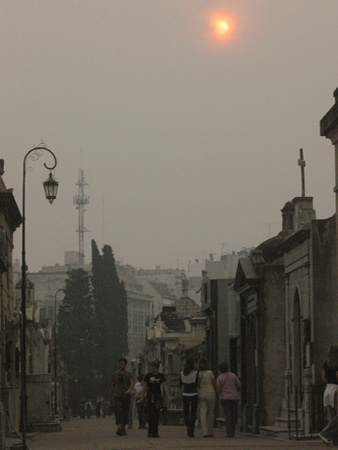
7, 418, 324, 450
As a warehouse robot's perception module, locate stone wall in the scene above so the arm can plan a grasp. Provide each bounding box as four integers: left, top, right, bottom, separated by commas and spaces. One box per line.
261, 265, 285, 425
26, 374, 52, 426
312, 216, 338, 381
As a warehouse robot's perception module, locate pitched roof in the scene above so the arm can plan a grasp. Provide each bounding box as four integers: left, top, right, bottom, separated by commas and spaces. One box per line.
233, 257, 259, 292
148, 281, 176, 300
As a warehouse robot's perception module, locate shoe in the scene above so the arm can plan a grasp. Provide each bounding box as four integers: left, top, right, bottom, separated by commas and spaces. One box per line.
121, 430, 127, 436
116, 430, 122, 436
203, 434, 213, 437
318, 433, 330, 446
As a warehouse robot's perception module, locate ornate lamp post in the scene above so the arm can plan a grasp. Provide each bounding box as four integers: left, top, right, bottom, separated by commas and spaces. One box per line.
21, 145, 58, 450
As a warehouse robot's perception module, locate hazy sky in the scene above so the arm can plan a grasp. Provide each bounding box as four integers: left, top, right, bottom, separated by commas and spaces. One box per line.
1, 0, 338, 272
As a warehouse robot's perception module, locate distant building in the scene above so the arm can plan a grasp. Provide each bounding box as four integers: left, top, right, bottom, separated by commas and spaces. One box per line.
136, 278, 176, 316
142, 281, 206, 413
190, 252, 246, 388
13, 257, 89, 323
115, 264, 153, 361
186, 250, 250, 305
136, 266, 184, 300
14, 257, 180, 362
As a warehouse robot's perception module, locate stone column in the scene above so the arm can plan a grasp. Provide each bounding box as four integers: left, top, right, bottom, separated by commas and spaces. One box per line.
0, 402, 5, 450
283, 273, 292, 409
320, 87, 338, 294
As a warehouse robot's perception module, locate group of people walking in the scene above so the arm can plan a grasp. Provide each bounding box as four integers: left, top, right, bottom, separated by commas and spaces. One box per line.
109, 356, 241, 439
79, 396, 108, 419
179, 358, 241, 438
78, 348, 338, 445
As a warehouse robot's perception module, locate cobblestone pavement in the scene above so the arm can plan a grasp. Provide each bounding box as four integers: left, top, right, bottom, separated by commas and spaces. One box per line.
7, 418, 326, 450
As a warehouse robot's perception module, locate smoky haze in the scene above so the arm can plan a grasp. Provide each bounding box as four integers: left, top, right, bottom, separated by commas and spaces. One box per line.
0, 0, 337, 271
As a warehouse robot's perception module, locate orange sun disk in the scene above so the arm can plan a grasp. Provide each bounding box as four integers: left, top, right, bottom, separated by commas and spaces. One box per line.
216, 20, 229, 35
208, 13, 233, 40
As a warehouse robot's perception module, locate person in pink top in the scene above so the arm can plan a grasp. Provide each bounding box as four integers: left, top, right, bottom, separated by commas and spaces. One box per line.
216, 361, 241, 437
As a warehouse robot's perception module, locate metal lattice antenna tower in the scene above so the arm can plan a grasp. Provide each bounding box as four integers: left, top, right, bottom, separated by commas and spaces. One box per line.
73, 169, 89, 265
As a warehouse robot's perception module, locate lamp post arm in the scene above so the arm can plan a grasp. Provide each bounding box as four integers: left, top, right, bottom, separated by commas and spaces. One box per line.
23, 146, 57, 173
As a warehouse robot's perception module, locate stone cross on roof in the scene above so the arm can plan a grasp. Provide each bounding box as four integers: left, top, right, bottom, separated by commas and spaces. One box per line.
298, 148, 306, 197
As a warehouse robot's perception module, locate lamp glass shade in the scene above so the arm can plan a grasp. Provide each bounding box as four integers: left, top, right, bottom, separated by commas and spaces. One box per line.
43, 173, 59, 204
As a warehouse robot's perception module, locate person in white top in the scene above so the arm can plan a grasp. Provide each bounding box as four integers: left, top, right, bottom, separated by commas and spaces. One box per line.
134, 374, 146, 429
180, 359, 199, 437
198, 359, 216, 438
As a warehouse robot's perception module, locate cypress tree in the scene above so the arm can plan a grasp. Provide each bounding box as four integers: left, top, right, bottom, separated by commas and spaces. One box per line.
57, 268, 95, 412
91, 240, 129, 395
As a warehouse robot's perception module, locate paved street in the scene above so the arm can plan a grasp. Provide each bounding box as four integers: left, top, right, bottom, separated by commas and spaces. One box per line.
7, 418, 326, 450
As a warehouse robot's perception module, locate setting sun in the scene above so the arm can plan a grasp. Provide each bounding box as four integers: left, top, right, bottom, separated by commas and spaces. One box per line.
207, 11, 237, 45
216, 20, 229, 35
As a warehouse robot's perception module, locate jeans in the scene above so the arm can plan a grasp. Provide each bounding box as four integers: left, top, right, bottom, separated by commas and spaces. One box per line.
147, 401, 160, 436
220, 399, 239, 436
136, 400, 146, 428
183, 395, 198, 434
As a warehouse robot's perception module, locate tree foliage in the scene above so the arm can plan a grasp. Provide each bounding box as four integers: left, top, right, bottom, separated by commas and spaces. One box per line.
91, 240, 128, 395
57, 268, 95, 411
58, 243, 129, 410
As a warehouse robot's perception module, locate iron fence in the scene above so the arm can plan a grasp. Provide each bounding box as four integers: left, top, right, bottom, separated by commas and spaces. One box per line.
287, 384, 326, 439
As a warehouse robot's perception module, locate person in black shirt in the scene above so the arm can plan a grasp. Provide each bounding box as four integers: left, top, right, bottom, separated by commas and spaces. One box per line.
140, 361, 171, 438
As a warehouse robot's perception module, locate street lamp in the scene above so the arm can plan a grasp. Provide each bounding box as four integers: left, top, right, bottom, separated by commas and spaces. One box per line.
53, 288, 69, 419
21, 145, 58, 450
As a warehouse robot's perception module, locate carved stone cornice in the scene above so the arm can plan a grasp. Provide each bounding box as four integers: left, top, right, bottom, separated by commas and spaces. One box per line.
279, 227, 310, 253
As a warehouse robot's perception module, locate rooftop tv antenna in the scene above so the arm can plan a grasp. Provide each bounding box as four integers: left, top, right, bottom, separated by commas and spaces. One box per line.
73, 168, 89, 264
